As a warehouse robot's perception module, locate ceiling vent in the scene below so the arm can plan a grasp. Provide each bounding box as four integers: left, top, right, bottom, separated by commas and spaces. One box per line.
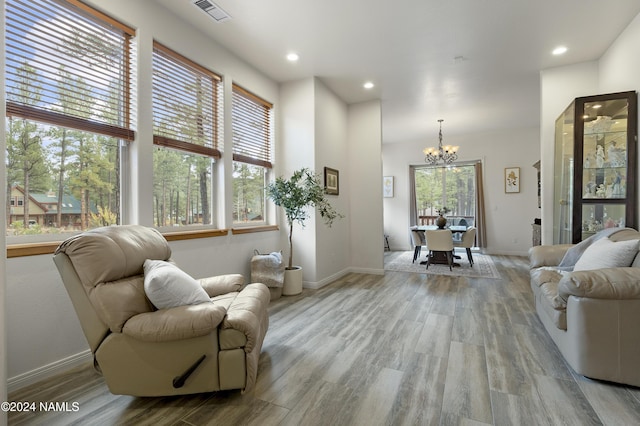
193, 0, 231, 23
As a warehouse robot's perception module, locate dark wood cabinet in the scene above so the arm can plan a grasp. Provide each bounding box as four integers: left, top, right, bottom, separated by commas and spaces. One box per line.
554, 91, 637, 244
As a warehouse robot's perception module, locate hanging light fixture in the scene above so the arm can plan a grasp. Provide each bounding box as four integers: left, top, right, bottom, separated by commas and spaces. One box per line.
423, 119, 459, 165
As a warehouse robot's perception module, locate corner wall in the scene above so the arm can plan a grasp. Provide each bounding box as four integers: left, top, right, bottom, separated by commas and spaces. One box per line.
349, 101, 384, 271
278, 79, 383, 283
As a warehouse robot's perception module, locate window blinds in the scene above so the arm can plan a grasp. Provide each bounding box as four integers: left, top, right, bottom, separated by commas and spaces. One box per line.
232, 84, 273, 168
5, 0, 135, 140
152, 41, 223, 158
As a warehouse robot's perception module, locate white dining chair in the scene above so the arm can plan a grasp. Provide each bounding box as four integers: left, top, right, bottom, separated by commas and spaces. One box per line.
425, 229, 454, 270
410, 229, 426, 263
454, 226, 476, 266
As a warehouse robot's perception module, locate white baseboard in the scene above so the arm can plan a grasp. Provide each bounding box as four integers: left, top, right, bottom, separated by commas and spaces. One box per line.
349, 266, 385, 275
303, 268, 350, 289
302, 266, 385, 290
8, 350, 93, 394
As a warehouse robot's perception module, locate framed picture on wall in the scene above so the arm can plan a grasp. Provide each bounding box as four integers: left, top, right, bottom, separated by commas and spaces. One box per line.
383, 176, 394, 197
505, 167, 520, 193
324, 167, 339, 195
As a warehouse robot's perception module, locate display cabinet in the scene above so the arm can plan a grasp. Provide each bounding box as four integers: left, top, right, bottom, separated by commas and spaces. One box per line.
553, 91, 637, 244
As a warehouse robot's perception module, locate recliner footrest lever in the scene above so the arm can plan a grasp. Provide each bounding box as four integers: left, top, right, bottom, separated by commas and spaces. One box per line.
173, 354, 206, 388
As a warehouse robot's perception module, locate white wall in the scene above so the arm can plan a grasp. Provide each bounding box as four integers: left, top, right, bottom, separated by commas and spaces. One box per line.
383, 127, 540, 256
278, 78, 317, 280
349, 101, 385, 271
313, 80, 351, 283
539, 12, 640, 244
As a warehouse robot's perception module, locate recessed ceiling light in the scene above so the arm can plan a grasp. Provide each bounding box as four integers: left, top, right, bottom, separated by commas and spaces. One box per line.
552, 46, 568, 56
286, 53, 299, 62
363, 81, 374, 89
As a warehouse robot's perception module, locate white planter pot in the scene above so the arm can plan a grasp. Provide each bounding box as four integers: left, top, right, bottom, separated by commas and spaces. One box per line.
282, 266, 303, 296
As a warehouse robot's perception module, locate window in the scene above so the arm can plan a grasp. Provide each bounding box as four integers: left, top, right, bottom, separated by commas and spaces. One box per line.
5, 0, 134, 238
414, 165, 477, 227
151, 42, 222, 228
232, 84, 273, 225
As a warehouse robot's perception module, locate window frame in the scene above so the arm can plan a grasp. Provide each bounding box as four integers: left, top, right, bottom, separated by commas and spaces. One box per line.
151, 41, 223, 231
5, 0, 134, 251
231, 83, 274, 228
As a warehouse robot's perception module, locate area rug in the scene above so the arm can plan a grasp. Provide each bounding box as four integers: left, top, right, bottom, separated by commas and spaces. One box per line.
384, 251, 501, 279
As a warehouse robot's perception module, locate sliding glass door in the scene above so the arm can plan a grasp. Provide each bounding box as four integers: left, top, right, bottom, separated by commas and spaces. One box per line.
414, 164, 477, 227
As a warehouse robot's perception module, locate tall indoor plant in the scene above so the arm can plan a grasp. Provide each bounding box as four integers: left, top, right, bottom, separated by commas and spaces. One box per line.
266, 168, 343, 273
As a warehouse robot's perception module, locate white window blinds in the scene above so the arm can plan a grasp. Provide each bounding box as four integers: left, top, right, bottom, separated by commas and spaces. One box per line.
232, 84, 273, 168
152, 41, 223, 158
5, 0, 135, 140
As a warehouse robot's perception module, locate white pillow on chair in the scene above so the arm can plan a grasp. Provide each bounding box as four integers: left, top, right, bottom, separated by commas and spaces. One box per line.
573, 238, 639, 271
143, 259, 211, 309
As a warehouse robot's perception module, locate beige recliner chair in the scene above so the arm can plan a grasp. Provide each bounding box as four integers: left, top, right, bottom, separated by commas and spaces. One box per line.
53, 225, 270, 397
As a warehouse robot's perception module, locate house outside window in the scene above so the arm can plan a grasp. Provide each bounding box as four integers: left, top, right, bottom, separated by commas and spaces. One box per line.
231, 84, 273, 225
5, 0, 134, 238
151, 42, 223, 229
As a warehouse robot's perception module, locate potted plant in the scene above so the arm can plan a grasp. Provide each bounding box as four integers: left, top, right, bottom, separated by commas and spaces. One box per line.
266, 168, 343, 294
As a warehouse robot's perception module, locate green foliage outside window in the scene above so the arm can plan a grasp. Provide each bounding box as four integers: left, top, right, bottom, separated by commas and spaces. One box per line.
233, 162, 266, 224
414, 165, 476, 220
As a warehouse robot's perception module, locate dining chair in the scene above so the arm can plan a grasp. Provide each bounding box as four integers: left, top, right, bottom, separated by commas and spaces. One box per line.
425, 229, 454, 270
454, 226, 476, 266
410, 229, 426, 263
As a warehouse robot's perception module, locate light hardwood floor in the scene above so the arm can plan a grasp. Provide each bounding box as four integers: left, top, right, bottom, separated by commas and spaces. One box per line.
8, 253, 640, 425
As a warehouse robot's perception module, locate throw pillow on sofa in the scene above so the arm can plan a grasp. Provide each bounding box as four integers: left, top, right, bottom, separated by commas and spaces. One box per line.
143, 259, 211, 309
573, 237, 639, 271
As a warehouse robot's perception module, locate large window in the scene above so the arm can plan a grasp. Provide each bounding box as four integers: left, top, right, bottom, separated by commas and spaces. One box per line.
151, 42, 222, 228
414, 165, 477, 227
232, 84, 273, 225
5, 0, 134, 238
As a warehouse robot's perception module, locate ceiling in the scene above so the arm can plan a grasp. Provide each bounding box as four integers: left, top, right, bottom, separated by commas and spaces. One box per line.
155, 0, 640, 144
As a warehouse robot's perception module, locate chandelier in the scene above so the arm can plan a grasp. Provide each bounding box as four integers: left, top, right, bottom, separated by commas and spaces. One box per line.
423, 119, 459, 165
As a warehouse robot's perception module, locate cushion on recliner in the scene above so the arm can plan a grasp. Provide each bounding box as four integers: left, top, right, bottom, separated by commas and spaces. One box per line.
143, 259, 211, 309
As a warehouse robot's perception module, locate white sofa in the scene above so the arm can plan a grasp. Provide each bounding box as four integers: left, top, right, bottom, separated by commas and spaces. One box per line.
528, 228, 640, 387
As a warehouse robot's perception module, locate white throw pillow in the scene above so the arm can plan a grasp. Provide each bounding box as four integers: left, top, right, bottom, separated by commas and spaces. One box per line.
143, 259, 211, 309
573, 238, 640, 271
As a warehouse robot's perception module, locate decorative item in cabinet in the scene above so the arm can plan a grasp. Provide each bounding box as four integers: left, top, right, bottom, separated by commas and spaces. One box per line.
553, 91, 637, 244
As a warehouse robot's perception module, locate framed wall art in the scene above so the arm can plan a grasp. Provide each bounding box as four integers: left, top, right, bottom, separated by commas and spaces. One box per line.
383, 176, 394, 197
324, 167, 339, 195
505, 167, 520, 193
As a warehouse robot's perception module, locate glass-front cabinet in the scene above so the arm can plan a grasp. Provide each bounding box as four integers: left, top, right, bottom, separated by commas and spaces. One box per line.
554, 91, 637, 244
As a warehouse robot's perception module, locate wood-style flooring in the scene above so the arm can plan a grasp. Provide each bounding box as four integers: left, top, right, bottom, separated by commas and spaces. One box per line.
8, 253, 640, 425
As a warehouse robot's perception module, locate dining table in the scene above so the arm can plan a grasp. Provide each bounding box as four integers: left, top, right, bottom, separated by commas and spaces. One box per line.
414, 225, 468, 266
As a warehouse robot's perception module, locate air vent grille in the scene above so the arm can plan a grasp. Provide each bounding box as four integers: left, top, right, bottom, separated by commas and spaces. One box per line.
193, 0, 231, 23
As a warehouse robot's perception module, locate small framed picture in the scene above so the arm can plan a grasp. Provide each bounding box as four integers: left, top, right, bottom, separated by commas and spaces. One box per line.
383, 176, 394, 197
505, 167, 520, 193
324, 167, 339, 195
